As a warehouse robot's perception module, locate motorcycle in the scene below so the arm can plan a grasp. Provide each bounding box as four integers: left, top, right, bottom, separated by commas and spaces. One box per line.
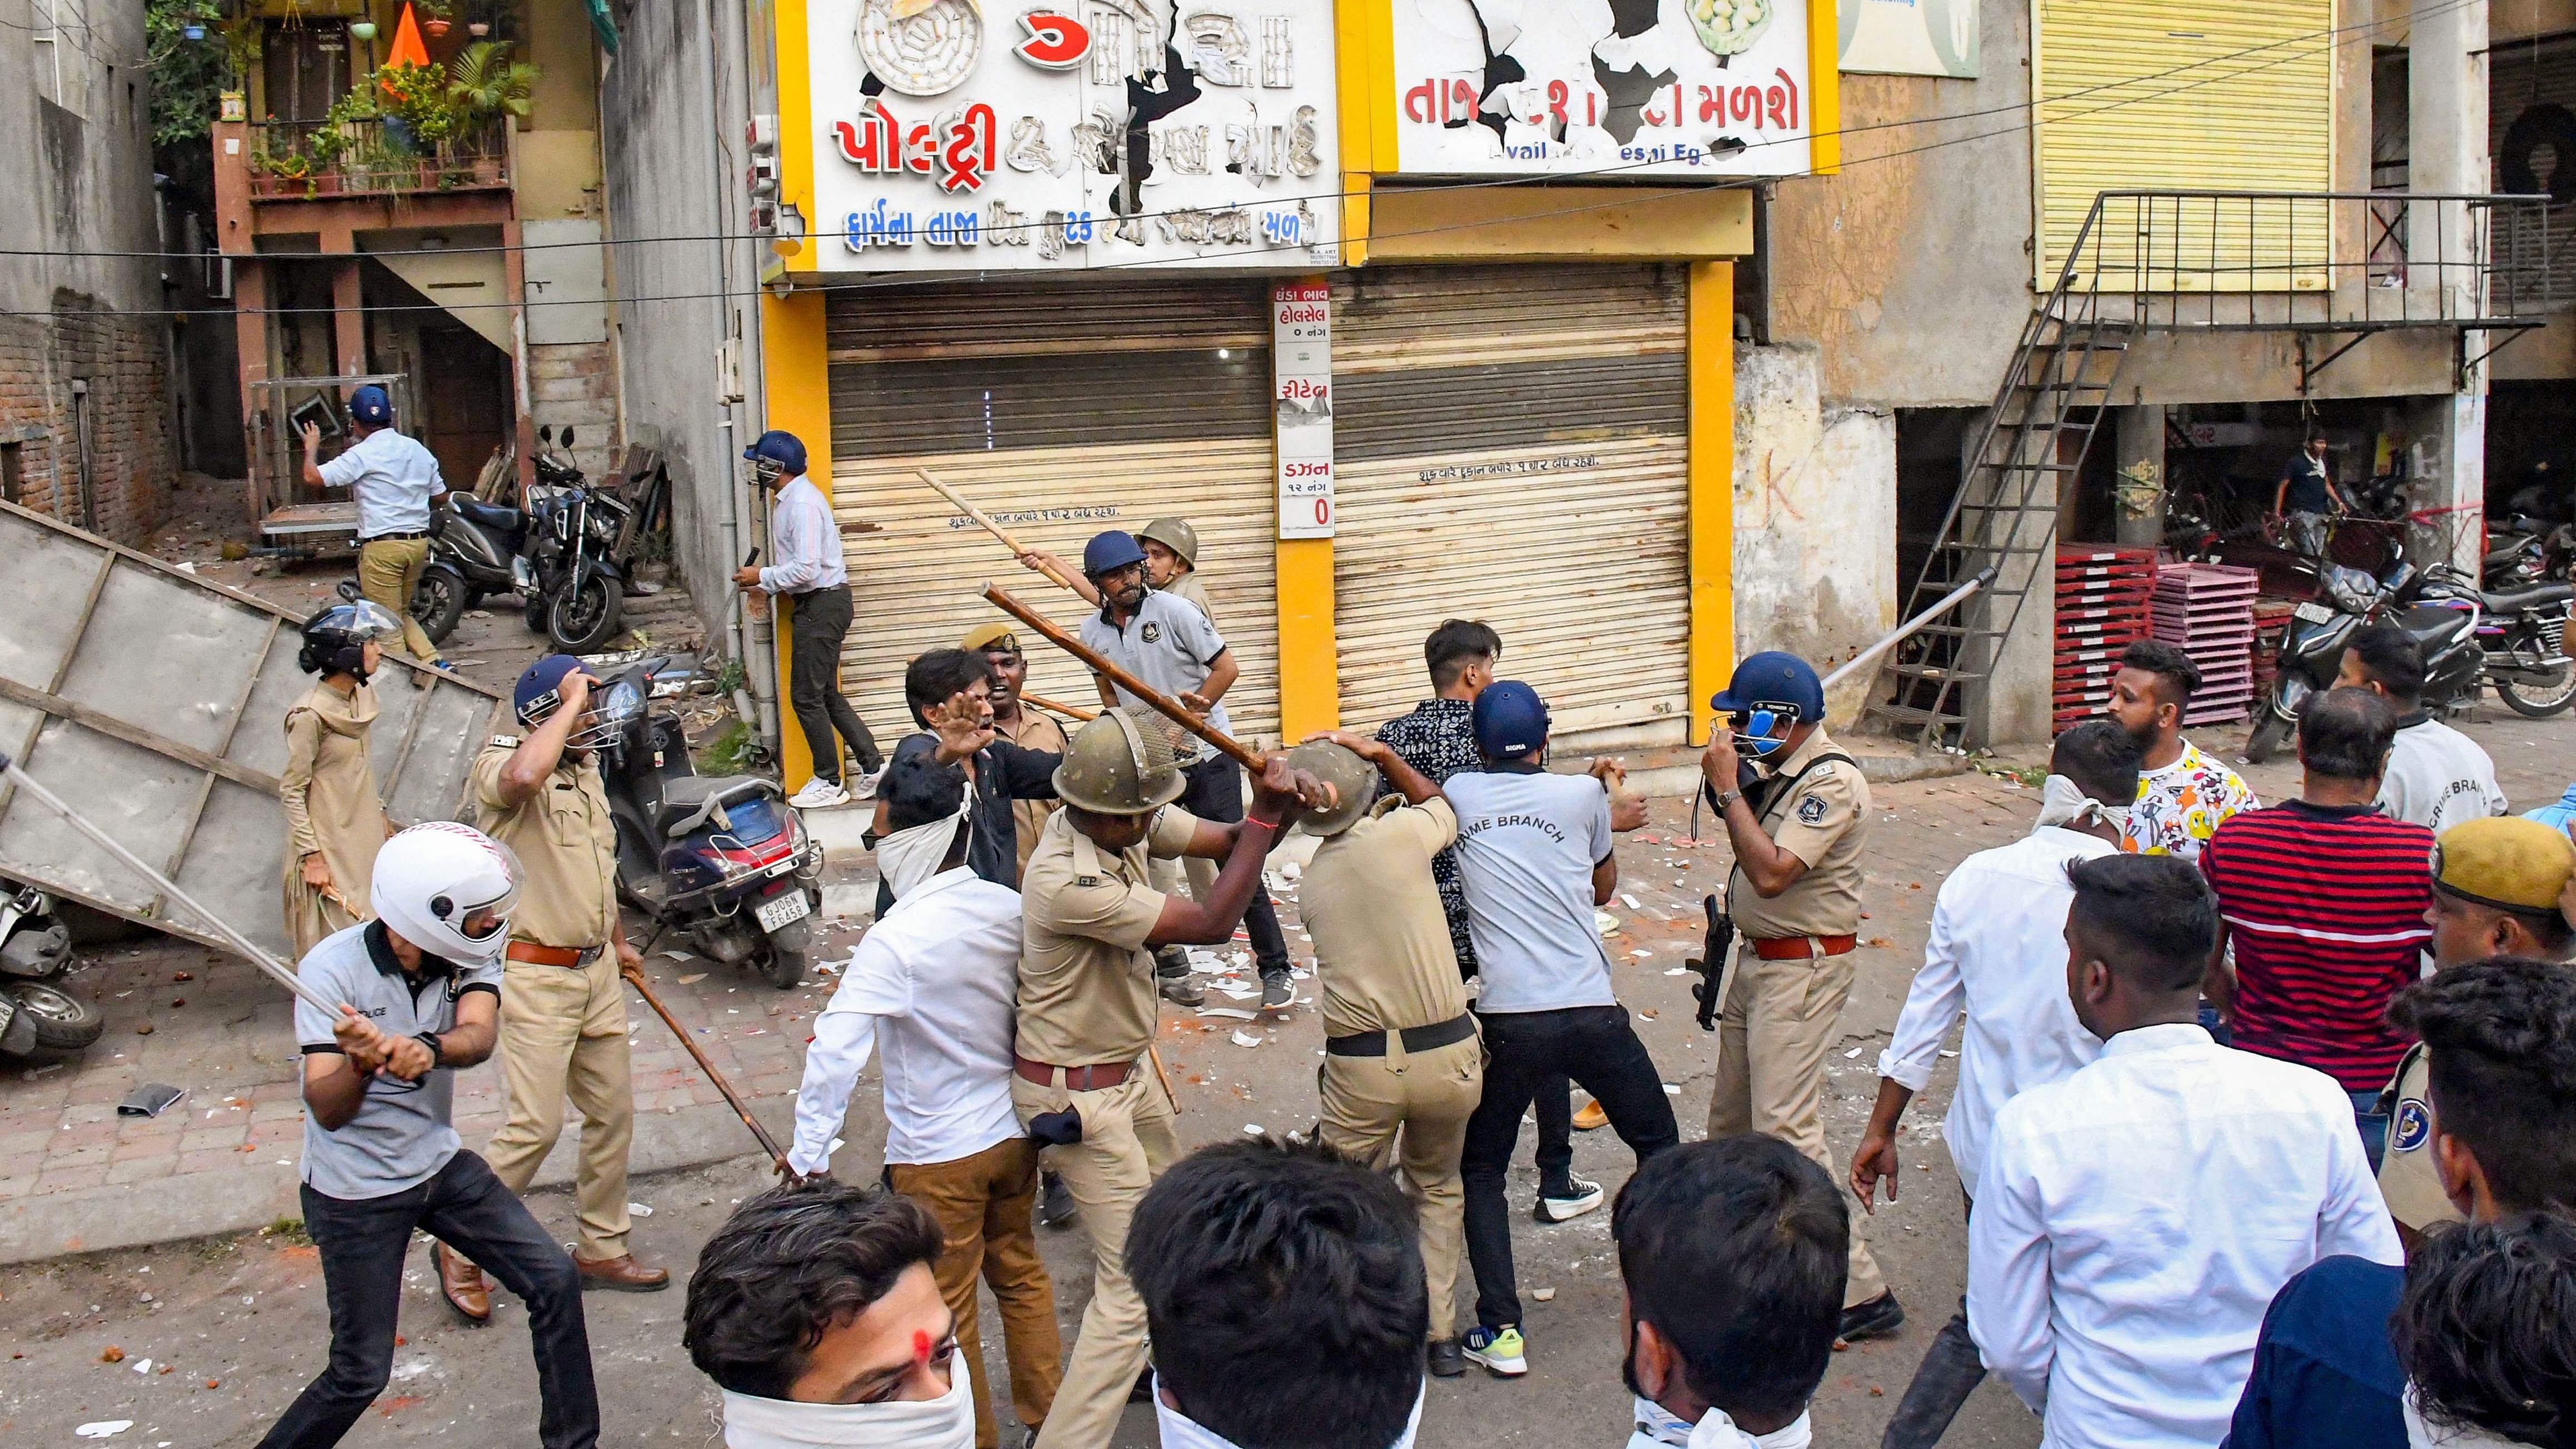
533, 466, 630, 653
593, 659, 821, 989
2247, 551, 2576, 762
0, 884, 105, 1057
2482, 514, 2576, 591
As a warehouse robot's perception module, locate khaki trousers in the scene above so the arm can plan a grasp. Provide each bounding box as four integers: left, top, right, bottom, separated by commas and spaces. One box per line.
1705, 945, 1888, 1307
484, 955, 635, 1259
1011, 1067, 1177, 1449
1316, 1032, 1482, 1344
357, 535, 440, 664
889, 1137, 1062, 1449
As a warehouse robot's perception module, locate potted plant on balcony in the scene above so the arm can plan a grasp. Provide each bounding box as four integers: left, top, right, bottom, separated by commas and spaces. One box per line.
416, 0, 452, 38
445, 41, 536, 185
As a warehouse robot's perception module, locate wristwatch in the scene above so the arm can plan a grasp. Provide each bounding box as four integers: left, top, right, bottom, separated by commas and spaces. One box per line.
1710, 787, 1743, 812
415, 1031, 446, 1069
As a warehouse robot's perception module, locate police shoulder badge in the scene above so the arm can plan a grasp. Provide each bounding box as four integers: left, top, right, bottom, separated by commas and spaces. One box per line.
1796, 793, 1829, 825
2390, 1098, 2433, 1153
1141, 621, 1162, 644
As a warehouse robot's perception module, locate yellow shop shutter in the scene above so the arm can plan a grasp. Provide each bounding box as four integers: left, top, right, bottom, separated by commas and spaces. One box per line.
2035, 0, 2335, 289
822, 277, 1285, 750
1330, 264, 1692, 747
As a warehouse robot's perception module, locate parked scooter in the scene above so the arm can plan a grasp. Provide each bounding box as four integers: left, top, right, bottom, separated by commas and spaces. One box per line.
592, 659, 821, 988
0, 883, 104, 1057
2406, 562, 2576, 719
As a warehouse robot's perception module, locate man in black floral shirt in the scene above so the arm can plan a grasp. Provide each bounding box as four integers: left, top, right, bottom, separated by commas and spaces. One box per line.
1375, 621, 1600, 1221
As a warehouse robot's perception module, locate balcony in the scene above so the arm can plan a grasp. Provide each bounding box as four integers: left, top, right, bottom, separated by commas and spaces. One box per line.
242, 117, 511, 201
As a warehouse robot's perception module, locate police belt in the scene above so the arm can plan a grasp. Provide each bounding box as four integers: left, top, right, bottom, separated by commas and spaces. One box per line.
1013, 1055, 1135, 1091
1746, 934, 1858, 960
506, 940, 604, 967
1325, 1012, 1477, 1058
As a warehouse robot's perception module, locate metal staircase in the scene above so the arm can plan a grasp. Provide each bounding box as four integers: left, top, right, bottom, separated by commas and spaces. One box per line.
1868, 273, 2135, 747
1868, 187, 2554, 749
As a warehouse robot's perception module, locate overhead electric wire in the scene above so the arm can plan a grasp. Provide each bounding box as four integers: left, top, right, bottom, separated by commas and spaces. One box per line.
0, 0, 2424, 319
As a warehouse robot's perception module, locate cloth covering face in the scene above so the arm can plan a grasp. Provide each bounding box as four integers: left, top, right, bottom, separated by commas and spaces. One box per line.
280, 681, 394, 957
1152, 1378, 1424, 1449
718, 1365, 975, 1449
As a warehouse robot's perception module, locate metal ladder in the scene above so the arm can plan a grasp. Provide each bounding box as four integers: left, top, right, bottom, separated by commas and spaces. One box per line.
1867, 282, 2138, 748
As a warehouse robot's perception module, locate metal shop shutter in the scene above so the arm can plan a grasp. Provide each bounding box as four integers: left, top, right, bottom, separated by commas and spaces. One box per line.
1331, 264, 1691, 744
2035, 0, 2334, 288
823, 277, 1286, 749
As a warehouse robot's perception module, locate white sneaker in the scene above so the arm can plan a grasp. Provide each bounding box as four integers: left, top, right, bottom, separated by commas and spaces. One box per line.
847, 766, 887, 801
789, 779, 852, 810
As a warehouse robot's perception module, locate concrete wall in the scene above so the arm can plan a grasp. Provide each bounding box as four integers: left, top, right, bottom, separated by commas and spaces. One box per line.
599, 0, 762, 637
1733, 343, 1900, 729
0, 2, 174, 544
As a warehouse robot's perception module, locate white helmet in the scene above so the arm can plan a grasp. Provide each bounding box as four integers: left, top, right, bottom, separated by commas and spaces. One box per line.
371, 822, 522, 965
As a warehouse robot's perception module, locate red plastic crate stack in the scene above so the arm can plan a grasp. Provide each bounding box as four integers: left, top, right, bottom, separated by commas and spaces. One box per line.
2249, 599, 2297, 697
2152, 562, 2261, 725
2055, 546, 2158, 728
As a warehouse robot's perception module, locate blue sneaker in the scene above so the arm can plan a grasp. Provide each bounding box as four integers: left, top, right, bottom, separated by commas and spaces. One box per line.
1461, 1324, 1527, 1377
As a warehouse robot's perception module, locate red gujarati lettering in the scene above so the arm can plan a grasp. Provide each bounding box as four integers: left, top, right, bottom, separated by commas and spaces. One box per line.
1697, 84, 1723, 123
903, 121, 937, 175
833, 103, 897, 171
1775, 67, 1800, 130
938, 104, 996, 193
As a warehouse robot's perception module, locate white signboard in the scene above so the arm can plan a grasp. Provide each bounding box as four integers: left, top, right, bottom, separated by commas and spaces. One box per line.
803, 0, 1341, 271
1389, 0, 1813, 178
1839, 0, 1976, 79
1272, 278, 1332, 539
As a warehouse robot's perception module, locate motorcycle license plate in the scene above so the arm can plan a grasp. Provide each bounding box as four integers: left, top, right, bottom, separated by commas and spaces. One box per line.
755, 889, 811, 933
2293, 601, 2335, 624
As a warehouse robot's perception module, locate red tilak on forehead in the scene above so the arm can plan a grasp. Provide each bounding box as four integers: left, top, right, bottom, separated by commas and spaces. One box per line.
911, 1330, 932, 1367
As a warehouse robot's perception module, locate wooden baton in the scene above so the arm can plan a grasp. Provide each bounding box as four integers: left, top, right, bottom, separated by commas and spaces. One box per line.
1019, 690, 1099, 723
917, 468, 1085, 595
622, 962, 792, 1175
983, 584, 1265, 774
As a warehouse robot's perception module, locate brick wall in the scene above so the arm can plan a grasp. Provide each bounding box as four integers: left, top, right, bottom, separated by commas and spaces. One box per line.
0, 290, 174, 544
528, 339, 623, 483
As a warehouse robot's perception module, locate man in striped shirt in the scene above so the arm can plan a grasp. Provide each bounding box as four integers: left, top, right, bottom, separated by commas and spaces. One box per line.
2200, 688, 2433, 1171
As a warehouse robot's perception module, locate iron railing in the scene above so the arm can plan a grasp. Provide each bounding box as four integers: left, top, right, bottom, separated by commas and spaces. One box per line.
241, 117, 511, 200
2051, 189, 2555, 336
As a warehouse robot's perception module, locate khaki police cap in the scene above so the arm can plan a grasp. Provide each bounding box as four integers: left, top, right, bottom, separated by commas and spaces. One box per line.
1281, 742, 1379, 838
1052, 709, 1187, 815
2432, 815, 2576, 914
1137, 517, 1200, 566
961, 622, 1020, 654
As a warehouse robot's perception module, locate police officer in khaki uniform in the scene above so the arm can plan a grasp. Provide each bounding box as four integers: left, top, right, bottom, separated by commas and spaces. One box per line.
1699, 651, 1899, 1338
1013, 710, 1323, 1449
2380, 814, 2576, 1247
441, 656, 667, 1319
1285, 733, 1485, 1380
966, 622, 1069, 886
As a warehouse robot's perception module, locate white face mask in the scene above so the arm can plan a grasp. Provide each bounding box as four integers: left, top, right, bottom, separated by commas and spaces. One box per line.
1152, 1376, 1425, 1449
2033, 773, 2130, 834
719, 1364, 974, 1449
1627, 1396, 1814, 1449
873, 784, 971, 903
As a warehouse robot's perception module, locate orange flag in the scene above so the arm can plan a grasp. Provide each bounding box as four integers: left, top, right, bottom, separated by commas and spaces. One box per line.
383, 2, 431, 74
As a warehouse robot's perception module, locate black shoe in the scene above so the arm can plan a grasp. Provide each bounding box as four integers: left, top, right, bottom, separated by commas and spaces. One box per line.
1837, 1292, 1906, 1342
1160, 974, 1206, 1007
1426, 1339, 1466, 1378
1155, 946, 1192, 979
1260, 966, 1292, 1008
1037, 1170, 1077, 1230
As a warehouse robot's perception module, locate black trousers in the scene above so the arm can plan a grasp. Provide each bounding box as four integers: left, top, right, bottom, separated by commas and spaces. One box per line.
1461, 1004, 1678, 1330
787, 585, 881, 783
1180, 754, 1290, 973
257, 1151, 600, 1449
1881, 1193, 1984, 1449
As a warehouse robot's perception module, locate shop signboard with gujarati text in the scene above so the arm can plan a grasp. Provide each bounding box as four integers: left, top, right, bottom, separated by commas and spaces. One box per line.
805, 0, 1341, 271
1389, 0, 1813, 178
1272, 278, 1332, 539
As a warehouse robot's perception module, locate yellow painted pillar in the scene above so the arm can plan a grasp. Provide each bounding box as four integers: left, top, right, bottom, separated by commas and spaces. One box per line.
1686, 262, 1737, 747
761, 288, 833, 791
1275, 540, 1339, 740
1808, 0, 1841, 174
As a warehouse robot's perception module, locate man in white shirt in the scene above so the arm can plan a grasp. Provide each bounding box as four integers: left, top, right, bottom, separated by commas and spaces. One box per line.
1616, 1136, 1844, 1449
736, 430, 882, 809
1850, 720, 2140, 1449
1445, 681, 1678, 1378
787, 776, 1059, 1449
2338, 622, 2507, 833
300, 383, 448, 671
1969, 854, 2402, 1449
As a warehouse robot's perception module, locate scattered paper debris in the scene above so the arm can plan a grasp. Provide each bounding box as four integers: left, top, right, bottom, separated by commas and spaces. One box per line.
131, 1358, 152, 1374
1531, 1287, 1556, 1302
660, 949, 697, 961
677, 973, 707, 985
1661, 1084, 1681, 1094
1620, 893, 1641, 910
1197, 1007, 1258, 1022
75, 1422, 133, 1440
1844, 1047, 1864, 1058
1594, 911, 1620, 937
1230, 1030, 1265, 1048
1664, 967, 1689, 976
628, 1202, 653, 1218
1242, 1123, 1265, 1136
1629, 949, 1651, 959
